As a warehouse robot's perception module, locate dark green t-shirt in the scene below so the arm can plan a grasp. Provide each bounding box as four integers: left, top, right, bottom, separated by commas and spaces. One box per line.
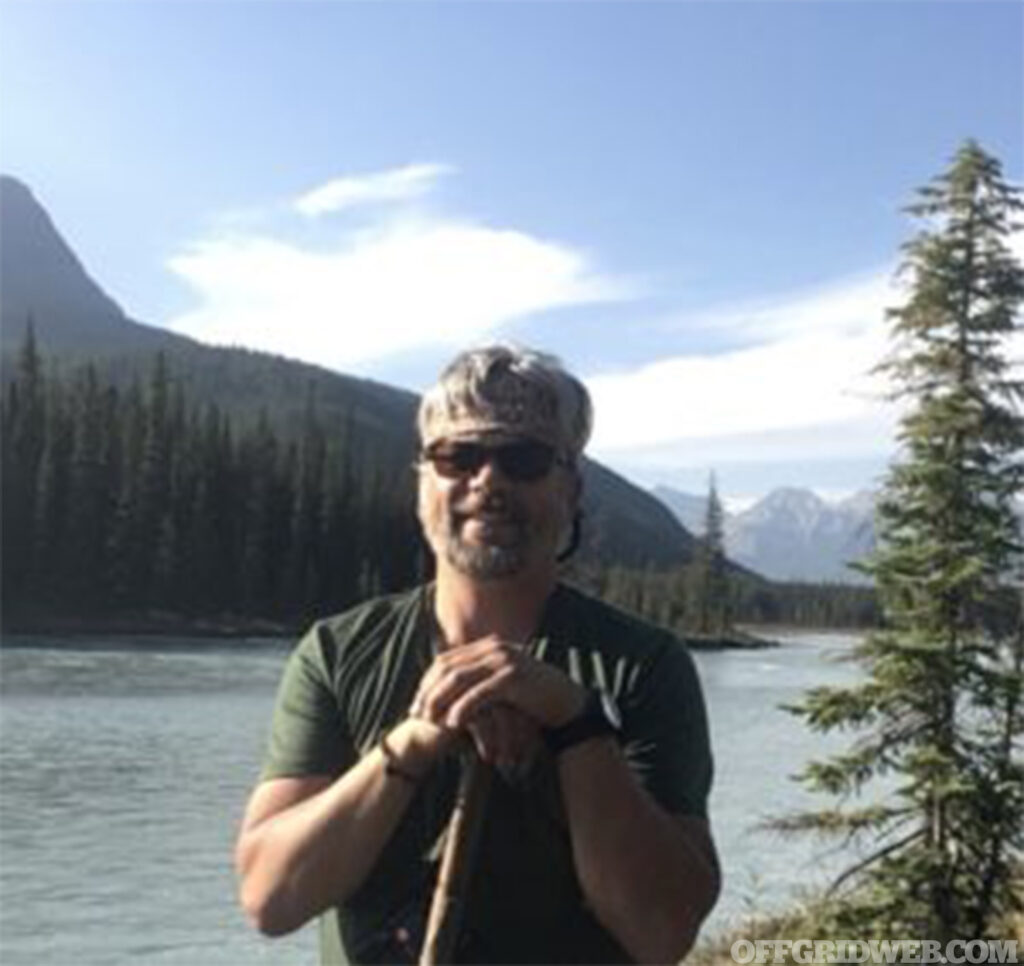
261, 582, 713, 965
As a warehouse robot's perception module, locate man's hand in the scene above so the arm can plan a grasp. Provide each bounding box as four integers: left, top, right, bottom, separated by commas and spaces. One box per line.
408, 636, 588, 773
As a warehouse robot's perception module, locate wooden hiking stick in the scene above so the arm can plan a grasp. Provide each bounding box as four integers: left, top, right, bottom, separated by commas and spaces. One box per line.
419, 747, 493, 965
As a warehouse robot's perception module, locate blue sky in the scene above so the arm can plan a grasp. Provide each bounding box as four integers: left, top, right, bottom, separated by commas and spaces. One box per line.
1, 1, 1021, 505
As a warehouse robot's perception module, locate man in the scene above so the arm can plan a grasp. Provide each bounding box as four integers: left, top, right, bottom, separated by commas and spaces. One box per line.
235, 345, 720, 964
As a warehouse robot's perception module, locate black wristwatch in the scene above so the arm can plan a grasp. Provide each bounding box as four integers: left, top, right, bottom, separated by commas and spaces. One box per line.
544, 689, 622, 756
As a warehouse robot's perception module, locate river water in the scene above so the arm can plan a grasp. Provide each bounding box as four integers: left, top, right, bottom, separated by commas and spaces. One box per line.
0, 630, 865, 964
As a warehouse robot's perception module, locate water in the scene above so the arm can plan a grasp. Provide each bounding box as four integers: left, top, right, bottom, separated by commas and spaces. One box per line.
699, 632, 868, 929
0, 631, 865, 964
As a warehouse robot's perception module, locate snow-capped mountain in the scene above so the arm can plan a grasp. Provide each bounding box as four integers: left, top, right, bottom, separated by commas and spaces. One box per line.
727, 487, 876, 583
653, 485, 877, 583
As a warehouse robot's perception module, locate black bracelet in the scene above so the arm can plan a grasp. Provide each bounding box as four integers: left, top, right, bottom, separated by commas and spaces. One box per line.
378, 731, 423, 785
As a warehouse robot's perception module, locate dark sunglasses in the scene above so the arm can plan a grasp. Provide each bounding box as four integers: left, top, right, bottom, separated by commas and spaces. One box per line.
423, 439, 564, 482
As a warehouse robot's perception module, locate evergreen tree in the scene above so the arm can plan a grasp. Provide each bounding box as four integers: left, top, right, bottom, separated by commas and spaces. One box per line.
284, 388, 327, 619
65, 366, 113, 611
2, 320, 46, 609
239, 409, 282, 615
693, 472, 730, 634
778, 141, 1024, 939
107, 378, 148, 607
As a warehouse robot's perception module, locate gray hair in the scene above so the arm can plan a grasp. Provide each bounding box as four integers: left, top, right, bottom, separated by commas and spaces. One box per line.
417, 344, 593, 460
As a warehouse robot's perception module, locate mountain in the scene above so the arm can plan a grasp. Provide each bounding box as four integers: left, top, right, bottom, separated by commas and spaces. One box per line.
728, 487, 875, 583
653, 484, 876, 583
0, 176, 179, 356
0, 174, 697, 571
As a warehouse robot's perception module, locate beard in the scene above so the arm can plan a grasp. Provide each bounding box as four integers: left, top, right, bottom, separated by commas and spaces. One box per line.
443, 499, 530, 580
418, 473, 575, 581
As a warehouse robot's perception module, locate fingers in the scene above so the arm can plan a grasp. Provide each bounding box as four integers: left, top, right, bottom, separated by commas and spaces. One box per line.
443, 663, 517, 729
467, 705, 541, 776
408, 634, 580, 741
412, 639, 523, 726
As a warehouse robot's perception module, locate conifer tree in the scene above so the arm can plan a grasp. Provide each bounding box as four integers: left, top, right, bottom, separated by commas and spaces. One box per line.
66, 366, 112, 611
2, 322, 45, 609
107, 378, 148, 607
779, 141, 1024, 939
693, 472, 730, 634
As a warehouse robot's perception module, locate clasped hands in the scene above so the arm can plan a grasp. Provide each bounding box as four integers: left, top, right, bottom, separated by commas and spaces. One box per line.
401, 636, 587, 779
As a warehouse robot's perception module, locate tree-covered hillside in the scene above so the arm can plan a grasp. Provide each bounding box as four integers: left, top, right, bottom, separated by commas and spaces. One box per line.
2, 330, 424, 628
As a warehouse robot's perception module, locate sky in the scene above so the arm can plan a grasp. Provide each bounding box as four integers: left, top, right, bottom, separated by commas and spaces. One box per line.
1, 0, 1021, 506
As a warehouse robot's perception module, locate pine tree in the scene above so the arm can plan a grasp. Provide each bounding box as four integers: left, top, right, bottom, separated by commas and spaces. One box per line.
65, 366, 113, 612
239, 408, 280, 614
107, 378, 148, 608
777, 141, 1024, 939
284, 388, 327, 619
2, 320, 47, 611
693, 472, 730, 634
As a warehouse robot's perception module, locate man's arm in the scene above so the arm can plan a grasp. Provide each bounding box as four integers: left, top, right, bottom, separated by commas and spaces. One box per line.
236, 709, 536, 937
235, 718, 437, 936
557, 737, 720, 963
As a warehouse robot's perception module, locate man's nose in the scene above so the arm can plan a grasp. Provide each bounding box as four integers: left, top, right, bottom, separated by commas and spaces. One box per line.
468, 453, 506, 488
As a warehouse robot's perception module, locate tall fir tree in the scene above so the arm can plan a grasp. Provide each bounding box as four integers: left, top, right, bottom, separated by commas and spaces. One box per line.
778, 141, 1024, 939
2, 320, 46, 609
65, 365, 113, 611
692, 471, 730, 634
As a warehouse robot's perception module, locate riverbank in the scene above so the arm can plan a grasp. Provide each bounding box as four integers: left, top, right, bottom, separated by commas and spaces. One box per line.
0, 611, 298, 640
2, 611, 780, 649
684, 628, 779, 650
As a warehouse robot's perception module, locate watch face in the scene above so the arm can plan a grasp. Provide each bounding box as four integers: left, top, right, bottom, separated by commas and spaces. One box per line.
599, 690, 622, 730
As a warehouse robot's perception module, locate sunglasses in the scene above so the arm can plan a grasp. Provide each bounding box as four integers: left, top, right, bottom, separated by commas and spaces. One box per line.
423, 439, 564, 482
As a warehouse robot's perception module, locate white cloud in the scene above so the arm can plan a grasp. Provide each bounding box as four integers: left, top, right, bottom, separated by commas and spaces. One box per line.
166, 218, 630, 368
586, 271, 898, 456
294, 163, 454, 217
586, 236, 1024, 480
686, 271, 895, 343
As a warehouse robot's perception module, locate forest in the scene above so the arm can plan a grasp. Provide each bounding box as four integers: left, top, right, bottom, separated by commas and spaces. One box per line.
1, 328, 879, 636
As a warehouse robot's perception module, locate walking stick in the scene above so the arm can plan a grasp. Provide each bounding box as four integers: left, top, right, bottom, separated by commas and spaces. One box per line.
419, 745, 493, 965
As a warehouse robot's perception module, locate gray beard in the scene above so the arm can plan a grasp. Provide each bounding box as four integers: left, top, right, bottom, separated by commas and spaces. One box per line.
445, 538, 527, 580
443, 514, 529, 579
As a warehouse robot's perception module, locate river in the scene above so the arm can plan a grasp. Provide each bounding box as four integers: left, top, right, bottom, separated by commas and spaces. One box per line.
0, 630, 865, 964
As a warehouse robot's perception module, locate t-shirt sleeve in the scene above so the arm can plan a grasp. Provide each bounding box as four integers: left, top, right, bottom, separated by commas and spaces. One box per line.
622, 640, 713, 819
260, 623, 357, 781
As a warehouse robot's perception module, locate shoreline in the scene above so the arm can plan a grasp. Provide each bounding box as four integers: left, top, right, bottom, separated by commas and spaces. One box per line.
1, 612, 300, 641
684, 629, 780, 651
3, 613, 784, 650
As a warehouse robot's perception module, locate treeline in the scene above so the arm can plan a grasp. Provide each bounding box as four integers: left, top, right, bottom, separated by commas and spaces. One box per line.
1, 331, 879, 634
1, 329, 425, 626
573, 565, 880, 632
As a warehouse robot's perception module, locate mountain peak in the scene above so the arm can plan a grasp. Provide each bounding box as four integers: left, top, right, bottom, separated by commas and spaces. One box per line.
0, 176, 173, 355
0, 174, 34, 199
743, 487, 825, 532
653, 483, 877, 583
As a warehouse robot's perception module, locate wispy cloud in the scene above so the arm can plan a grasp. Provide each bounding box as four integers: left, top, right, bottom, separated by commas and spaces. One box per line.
680, 270, 894, 345
585, 233, 1023, 475
586, 270, 898, 456
166, 217, 632, 369
294, 163, 454, 217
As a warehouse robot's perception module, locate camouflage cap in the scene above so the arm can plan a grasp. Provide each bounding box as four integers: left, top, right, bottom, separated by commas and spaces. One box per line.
418, 344, 592, 459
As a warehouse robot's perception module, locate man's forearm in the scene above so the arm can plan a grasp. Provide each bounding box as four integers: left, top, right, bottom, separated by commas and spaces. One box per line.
557, 738, 720, 963
236, 723, 428, 936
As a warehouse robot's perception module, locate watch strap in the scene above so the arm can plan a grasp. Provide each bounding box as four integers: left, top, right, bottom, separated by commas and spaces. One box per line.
544, 690, 620, 756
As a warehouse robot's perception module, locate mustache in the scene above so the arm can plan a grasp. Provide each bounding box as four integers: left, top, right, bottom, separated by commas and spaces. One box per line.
453, 496, 527, 523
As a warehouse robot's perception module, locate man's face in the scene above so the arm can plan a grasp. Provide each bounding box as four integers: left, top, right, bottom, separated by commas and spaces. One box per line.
417, 431, 579, 581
